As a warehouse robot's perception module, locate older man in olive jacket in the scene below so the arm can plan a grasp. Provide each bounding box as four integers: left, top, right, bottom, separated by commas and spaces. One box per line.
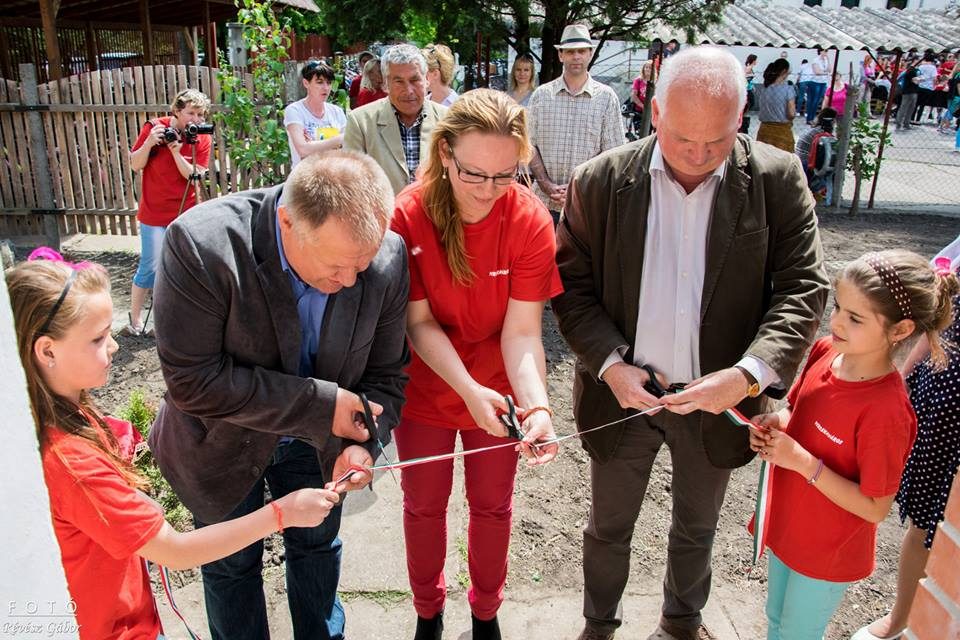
553, 47, 829, 640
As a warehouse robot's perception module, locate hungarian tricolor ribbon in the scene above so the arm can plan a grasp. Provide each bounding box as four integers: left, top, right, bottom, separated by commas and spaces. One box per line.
333, 404, 667, 488
146, 560, 204, 640
723, 407, 773, 564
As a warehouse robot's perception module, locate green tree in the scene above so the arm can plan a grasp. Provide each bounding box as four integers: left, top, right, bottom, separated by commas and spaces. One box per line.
846, 103, 891, 215
507, 0, 730, 81
215, 0, 291, 187
284, 0, 406, 49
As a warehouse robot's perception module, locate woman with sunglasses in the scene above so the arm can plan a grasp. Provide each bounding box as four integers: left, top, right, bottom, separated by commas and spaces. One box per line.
390, 88, 561, 640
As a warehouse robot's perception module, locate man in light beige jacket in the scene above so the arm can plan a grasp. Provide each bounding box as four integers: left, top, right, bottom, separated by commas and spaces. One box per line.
344, 44, 447, 194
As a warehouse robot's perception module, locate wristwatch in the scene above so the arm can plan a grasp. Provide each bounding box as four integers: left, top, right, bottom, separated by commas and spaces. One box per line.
735, 365, 761, 398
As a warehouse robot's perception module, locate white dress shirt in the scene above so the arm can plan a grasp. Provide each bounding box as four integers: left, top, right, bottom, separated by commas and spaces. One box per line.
600, 142, 779, 390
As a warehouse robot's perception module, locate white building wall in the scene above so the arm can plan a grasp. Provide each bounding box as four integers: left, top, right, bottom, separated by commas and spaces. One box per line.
0, 275, 77, 640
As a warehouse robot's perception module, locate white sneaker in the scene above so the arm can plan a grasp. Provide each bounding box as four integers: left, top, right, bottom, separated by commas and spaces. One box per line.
850, 624, 903, 640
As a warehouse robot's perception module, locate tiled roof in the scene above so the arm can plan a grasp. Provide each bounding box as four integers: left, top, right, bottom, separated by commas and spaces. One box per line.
647, 0, 960, 51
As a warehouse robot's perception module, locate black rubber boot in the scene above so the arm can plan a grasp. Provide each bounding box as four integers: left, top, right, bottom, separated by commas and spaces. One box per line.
414, 611, 443, 640
471, 614, 502, 640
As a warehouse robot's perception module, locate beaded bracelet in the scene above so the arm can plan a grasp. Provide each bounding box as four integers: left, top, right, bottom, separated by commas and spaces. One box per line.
522, 406, 553, 421
807, 458, 825, 485
270, 501, 284, 533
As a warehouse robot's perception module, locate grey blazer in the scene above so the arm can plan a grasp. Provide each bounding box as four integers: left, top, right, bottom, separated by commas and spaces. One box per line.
343, 98, 447, 195
553, 134, 829, 469
148, 185, 410, 523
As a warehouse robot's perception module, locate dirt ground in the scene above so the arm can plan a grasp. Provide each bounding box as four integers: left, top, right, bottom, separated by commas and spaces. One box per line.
75, 211, 958, 640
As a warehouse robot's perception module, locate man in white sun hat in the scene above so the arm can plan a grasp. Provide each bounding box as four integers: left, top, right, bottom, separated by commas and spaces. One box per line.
527, 24, 624, 225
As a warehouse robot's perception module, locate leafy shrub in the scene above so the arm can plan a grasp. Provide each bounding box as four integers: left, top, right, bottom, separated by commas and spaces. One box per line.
121, 390, 191, 529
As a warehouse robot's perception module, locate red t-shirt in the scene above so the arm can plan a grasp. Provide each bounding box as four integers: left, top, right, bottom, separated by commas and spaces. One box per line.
356, 88, 387, 107
42, 417, 166, 640
131, 116, 212, 227
764, 337, 916, 582
349, 76, 363, 102
391, 182, 563, 429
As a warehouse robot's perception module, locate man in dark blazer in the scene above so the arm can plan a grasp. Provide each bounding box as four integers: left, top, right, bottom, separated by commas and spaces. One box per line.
553, 47, 829, 640
149, 151, 409, 640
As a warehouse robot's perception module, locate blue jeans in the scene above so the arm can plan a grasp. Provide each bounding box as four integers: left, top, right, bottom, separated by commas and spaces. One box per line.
765, 551, 851, 640
796, 81, 811, 112
805, 83, 827, 124
132, 222, 166, 289
955, 124, 960, 150
195, 439, 345, 640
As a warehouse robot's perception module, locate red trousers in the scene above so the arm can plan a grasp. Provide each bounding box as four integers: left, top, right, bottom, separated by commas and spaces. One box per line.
394, 417, 519, 620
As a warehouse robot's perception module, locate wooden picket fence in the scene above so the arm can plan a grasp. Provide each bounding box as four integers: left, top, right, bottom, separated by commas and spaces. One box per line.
0, 63, 286, 243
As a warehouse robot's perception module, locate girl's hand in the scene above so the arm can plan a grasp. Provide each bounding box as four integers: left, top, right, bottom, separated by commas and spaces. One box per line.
750, 412, 783, 431
517, 409, 558, 466
275, 487, 341, 528
463, 384, 510, 437
748, 424, 770, 454
758, 428, 812, 474
167, 138, 183, 155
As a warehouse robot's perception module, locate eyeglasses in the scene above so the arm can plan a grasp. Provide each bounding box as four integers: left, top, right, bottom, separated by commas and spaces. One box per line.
449, 150, 517, 186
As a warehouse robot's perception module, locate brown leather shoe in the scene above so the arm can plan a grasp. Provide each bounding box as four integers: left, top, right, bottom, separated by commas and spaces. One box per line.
648, 622, 717, 640
576, 627, 615, 640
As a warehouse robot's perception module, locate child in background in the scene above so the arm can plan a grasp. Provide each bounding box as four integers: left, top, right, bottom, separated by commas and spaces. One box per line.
7, 251, 342, 640
853, 243, 960, 640
749, 249, 959, 640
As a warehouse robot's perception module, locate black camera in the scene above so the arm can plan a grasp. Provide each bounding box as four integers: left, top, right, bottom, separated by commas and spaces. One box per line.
161, 122, 215, 145
183, 122, 215, 144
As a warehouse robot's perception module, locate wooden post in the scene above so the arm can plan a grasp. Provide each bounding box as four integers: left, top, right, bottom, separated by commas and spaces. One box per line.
178, 28, 192, 65
284, 60, 301, 104
139, 0, 155, 65
475, 31, 482, 90
204, 1, 218, 69
640, 80, 654, 138
20, 64, 60, 248
38, 0, 62, 82
192, 26, 200, 66
483, 36, 491, 88
0, 28, 13, 80
85, 21, 99, 71
826, 48, 840, 108
832, 80, 857, 211
868, 50, 902, 209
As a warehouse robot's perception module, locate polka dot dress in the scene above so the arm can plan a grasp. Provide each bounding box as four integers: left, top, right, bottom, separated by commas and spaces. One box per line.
897, 295, 960, 549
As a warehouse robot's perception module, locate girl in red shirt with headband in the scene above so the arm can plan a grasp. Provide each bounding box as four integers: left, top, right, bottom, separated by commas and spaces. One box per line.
749, 250, 958, 640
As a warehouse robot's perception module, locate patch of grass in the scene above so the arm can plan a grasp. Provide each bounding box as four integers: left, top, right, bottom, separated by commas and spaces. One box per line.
121, 389, 191, 529
339, 589, 411, 607
455, 536, 470, 590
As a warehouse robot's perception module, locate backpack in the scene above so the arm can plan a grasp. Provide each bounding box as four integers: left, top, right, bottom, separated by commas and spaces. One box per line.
806, 131, 836, 177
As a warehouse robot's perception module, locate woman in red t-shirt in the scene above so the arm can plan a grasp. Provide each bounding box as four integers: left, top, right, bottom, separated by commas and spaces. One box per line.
355, 58, 387, 107
8, 253, 341, 640
122, 89, 213, 337
390, 88, 562, 640
748, 250, 958, 640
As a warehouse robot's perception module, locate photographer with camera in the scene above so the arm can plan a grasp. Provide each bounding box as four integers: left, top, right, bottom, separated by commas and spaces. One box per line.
122, 89, 213, 337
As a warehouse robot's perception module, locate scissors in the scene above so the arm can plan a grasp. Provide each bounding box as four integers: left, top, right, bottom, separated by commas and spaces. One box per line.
359, 391, 401, 487
497, 395, 523, 440
332, 392, 400, 492
640, 364, 687, 398
497, 395, 546, 456
332, 464, 373, 493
